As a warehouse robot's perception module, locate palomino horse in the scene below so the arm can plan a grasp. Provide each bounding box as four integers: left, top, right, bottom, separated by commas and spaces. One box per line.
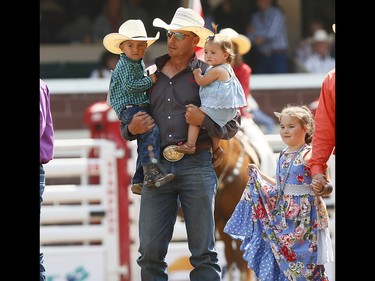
214, 130, 260, 281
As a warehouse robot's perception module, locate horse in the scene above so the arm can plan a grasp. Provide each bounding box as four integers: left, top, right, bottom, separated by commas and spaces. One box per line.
214, 130, 260, 281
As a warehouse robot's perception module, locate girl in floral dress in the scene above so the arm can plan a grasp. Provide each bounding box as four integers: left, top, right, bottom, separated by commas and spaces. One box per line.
224, 105, 334, 281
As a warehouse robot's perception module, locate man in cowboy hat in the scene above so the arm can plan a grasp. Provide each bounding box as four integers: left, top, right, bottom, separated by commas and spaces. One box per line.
104, 19, 174, 195
120, 7, 241, 281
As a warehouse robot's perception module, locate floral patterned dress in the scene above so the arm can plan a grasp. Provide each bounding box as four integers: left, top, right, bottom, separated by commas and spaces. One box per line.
224, 145, 334, 281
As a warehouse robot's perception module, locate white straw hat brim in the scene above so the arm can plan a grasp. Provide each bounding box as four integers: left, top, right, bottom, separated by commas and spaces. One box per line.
219, 28, 251, 55
153, 18, 213, 48
230, 35, 251, 55
103, 32, 160, 54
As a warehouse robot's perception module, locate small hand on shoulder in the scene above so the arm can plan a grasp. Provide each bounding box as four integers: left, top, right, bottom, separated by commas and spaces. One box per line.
193, 68, 202, 76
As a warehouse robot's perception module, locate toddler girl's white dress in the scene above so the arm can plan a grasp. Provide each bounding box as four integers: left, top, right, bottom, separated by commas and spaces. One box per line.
199, 63, 247, 127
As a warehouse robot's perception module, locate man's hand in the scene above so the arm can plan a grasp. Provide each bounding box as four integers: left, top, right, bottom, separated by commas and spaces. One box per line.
128, 111, 155, 135
185, 104, 204, 126
311, 173, 332, 196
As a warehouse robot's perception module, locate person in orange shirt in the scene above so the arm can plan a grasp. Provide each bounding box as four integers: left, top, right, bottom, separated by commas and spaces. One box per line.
309, 24, 335, 196
309, 67, 335, 195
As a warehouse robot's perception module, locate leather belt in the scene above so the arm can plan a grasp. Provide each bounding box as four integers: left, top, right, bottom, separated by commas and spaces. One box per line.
162, 143, 211, 162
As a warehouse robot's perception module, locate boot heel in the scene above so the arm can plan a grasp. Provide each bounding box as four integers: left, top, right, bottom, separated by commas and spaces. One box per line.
154, 173, 174, 187
143, 163, 174, 188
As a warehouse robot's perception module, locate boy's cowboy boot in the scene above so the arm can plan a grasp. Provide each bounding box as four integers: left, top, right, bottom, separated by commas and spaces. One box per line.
143, 163, 174, 187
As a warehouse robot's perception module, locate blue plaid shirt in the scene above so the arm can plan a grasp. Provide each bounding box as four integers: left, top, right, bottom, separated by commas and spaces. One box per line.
247, 6, 288, 55
109, 53, 153, 118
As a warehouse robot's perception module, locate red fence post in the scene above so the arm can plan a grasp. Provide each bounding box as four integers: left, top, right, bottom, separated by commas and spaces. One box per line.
83, 101, 131, 281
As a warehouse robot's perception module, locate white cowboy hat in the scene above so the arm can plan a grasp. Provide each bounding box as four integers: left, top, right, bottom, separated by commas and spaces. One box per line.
308, 29, 334, 44
103, 19, 160, 54
219, 28, 251, 55
332, 23, 335, 33
153, 7, 213, 48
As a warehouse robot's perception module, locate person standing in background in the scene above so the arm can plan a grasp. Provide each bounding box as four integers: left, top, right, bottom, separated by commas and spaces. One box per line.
246, 0, 289, 74
294, 18, 325, 72
302, 29, 335, 74
40, 79, 55, 281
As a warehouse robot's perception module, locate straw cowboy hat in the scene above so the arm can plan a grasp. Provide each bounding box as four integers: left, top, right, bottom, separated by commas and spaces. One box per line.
103, 19, 160, 54
308, 29, 334, 44
219, 28, 252, 55
153, 7, 213, 48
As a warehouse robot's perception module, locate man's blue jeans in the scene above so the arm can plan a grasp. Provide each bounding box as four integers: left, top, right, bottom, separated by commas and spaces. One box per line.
40, 164, 46, 281
137, 149, 221, 281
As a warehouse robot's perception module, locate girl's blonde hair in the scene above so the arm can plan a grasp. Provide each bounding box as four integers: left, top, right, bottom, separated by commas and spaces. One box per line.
275, 105, 315, 144
205, 23, 235, 63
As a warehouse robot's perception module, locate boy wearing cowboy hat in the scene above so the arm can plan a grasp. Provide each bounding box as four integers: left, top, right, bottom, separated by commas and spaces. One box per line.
104, 19, 174, 194
120, 7, 241, 281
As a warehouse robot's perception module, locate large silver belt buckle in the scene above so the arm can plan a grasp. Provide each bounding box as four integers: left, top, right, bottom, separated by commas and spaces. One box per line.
163, 145, 184, 162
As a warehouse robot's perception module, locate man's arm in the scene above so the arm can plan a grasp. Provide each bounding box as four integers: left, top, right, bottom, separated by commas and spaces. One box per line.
309, 69, 335, 176
185, 104, 241, 140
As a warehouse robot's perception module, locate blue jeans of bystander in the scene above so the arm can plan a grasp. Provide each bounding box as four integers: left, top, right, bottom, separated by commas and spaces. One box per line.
40, 164, 46, 281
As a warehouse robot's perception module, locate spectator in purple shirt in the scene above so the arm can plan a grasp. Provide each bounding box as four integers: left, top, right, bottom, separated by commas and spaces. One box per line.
40, 79, 54, 281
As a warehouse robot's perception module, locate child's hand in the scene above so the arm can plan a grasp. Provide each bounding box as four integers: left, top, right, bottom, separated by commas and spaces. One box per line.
193, 68, 202, 76
149, 73, 157, 84
248, 163, 259, 172
311, 179, 333, 196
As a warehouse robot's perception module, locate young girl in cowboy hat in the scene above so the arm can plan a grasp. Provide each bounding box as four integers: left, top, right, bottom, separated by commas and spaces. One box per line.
104, 19, 174, 195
